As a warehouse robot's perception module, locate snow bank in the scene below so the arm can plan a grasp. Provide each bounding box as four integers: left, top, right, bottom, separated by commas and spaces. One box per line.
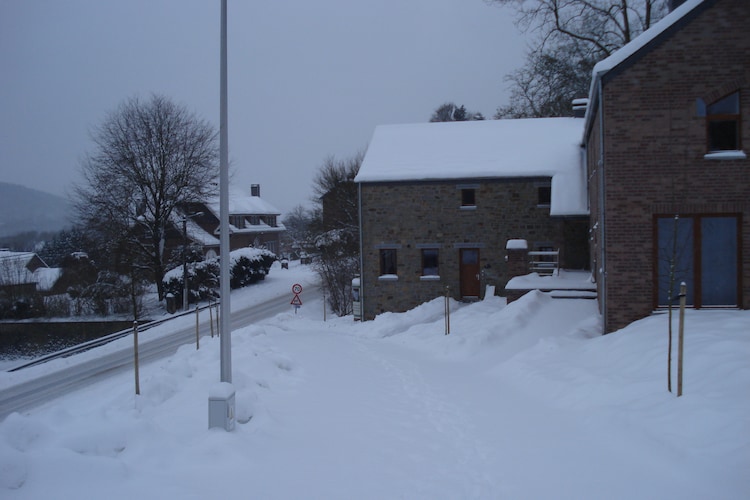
1, 284, 748, 499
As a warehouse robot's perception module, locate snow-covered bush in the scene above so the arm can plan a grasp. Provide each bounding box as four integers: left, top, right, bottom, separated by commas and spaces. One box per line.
163, 259, 220, 308
162, 248, 276, 309
229, 248, 276, 289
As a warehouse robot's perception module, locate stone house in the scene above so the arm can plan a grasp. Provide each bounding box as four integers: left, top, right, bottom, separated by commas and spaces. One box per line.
355, 118, 589, 320
585, 0, 750, 332
175, 184, 286, 258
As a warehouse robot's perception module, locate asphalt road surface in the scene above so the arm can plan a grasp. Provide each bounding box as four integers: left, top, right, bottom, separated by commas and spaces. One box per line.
0, 286, 321, 419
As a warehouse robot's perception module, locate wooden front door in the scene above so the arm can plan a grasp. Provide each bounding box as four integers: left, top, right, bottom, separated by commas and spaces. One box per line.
459, 248, 480, 298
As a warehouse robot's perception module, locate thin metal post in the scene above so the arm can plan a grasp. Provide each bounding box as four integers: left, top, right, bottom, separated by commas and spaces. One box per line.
209, 300, 215, 338
677, 282, 686, 397
133, 321, 140, 395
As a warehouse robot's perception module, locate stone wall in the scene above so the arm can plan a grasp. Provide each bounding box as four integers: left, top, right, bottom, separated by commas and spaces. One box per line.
358, 178, 585, 319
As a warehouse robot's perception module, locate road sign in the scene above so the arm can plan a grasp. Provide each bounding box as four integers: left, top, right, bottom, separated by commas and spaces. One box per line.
291, 283, 303, 311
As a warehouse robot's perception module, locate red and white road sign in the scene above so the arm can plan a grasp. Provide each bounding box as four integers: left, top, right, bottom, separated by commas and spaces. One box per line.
291, 283, 303, 306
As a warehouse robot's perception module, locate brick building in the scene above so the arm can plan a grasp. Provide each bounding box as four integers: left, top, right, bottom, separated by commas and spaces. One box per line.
355, 119, 589, 320
175, 184, 285, 258
585, 0, 750, 332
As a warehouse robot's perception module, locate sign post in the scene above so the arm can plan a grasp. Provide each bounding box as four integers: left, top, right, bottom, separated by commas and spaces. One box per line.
291, 283, 303, 313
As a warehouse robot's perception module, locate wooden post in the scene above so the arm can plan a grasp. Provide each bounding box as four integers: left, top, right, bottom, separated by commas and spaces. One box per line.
133, 321, 140, 395
445, 286, 450, 335
209, 301, 215, 338
215, 302, 220, 336
677, 282, 686, 397
195, 305, 200, 350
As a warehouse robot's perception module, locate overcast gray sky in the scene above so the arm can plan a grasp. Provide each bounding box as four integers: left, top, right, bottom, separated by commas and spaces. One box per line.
0, 0, 526, 215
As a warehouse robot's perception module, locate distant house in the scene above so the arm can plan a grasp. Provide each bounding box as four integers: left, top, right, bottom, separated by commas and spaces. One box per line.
584, 0, 750, 332
175, 184, 286, 257
0, 251, 62, 298
355, 118, 589, 320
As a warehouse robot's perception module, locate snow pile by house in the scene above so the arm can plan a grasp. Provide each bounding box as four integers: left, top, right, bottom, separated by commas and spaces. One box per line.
0, 283, 748, 498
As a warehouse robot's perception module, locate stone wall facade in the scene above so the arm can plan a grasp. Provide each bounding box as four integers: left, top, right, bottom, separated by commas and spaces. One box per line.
587, 0, 750, 332
358, 178, 588, 320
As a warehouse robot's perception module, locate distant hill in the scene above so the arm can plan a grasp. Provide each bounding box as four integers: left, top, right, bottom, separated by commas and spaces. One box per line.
0, 183, 73, 238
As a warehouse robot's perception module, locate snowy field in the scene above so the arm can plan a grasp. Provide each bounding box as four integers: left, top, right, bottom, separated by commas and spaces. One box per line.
1, 262, 748, 499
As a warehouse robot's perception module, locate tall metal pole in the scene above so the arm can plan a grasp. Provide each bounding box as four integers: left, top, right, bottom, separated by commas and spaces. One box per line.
219, 0, 232, 383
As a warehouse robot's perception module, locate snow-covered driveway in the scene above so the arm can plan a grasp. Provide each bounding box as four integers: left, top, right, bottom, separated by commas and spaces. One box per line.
1, 287, 748, 499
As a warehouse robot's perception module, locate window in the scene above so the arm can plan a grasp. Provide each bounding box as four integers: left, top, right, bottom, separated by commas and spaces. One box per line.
707, 91, 740, 152
379, 248, 397, 276
421, 248, 439, 277
656, 215, 739, 307
230, 215, 245, 229
537, 185, 551, 207
461, 188, 476, 207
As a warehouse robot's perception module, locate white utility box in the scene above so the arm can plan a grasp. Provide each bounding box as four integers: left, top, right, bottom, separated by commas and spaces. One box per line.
208, 382, 236, 431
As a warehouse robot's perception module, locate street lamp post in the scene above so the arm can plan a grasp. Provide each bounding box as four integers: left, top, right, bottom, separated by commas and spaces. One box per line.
182, 212, 203, 311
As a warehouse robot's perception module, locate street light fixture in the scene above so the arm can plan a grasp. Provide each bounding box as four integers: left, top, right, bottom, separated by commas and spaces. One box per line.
182, 211, 203, 310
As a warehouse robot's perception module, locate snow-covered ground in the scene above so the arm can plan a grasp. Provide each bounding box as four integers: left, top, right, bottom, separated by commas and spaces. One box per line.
1, 261, 748, 499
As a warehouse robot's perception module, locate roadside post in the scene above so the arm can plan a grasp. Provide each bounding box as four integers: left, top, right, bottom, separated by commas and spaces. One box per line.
445, 286, 451, 335
291, 283, 303, 313
195, 305, 200, 350
677, 282, 687, 397
209, 300, 215, 338
133, 321, 140, 395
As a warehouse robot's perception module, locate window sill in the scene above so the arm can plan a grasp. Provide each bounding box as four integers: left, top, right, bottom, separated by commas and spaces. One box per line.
704, 150, 746, 160
460, 206, 477, 211
420, 275, 441, 281
378, 274, 398, 281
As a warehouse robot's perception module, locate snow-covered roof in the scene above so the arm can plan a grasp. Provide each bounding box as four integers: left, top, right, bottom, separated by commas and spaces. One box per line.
204, 187, 282, 217
585, 0, 706, 131
169, 211, 219, 247
33, 267, 62, 292
356, 118, 588, 216
0, 251, 60, 290
591, 0, 704, 77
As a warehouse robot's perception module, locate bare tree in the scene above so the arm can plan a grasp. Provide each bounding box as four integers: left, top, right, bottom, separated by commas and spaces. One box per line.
74, 94, 218, 300
310, 151, 364, 316
489, 0, 668, 117
312, 151, 364, 231
430, 103, 485, 122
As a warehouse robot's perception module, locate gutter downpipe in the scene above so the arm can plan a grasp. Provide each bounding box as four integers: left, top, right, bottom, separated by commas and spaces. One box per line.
597, 75, 608, 333
357, 181, 366, 321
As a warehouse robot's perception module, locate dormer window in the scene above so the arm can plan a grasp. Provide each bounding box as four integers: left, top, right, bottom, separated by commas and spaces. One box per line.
707, 91, 740, 152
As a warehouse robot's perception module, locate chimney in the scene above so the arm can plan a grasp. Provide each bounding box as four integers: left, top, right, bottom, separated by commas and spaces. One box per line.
251, 184, 260, 197
572, 98, 589, 118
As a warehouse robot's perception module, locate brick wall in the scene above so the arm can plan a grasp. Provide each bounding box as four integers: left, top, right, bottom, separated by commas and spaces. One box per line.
359, 178, 585, 319
591, 0, 750, 332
